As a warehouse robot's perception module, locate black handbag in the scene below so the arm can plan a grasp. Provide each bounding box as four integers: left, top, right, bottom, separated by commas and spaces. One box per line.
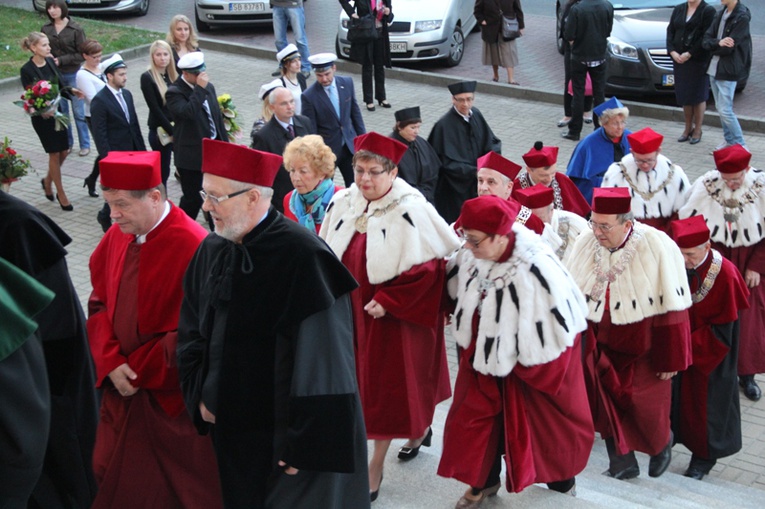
501, 14, 521, 40
347, 14, 379, 43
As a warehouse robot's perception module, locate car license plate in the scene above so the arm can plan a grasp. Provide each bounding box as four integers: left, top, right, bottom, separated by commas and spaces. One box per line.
76, 0, 101, 3
229, 2, 265, 12
662, 75, 675, 86
390, 42, 406, 53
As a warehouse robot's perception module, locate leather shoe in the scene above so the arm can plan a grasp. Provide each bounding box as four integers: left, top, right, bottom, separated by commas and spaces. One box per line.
97, 212, 112, 233
689, 131, 703, 145
398, 427, 432, 461
684, 466, 706, 480
604, 464, 640, 480
561, 132, 580, 141
648, 432, 673, 477
83, 176, 99, 197
454, 483, 500, 509
739, 375, 762, 401
677, 134, 690, 142
557, 118, 570, 128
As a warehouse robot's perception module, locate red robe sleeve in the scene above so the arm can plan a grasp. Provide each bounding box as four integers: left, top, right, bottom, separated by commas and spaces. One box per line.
745, 239, 765, 275
373, 258, 445, 328
650, 309, 692, 373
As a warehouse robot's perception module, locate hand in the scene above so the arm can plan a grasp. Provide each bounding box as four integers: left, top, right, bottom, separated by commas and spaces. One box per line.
364, 299, 386, 319
520, 29, 525, 36
41, 109, 56, 119
108, 363, 138, 396
200, 401, 216, 423
351, 13, 359, 19
383, 7, 390, 15
670, 51, 682, 63
656, 371, 677, 381
278, 460, 299, 475
71, 87, 85, 99
53, 57, 59, 66
196, 71, 209, 88
681, 52, 691, 62
719, 37, 735, 48
745, 269, 760, 288
481, 20, 487, 25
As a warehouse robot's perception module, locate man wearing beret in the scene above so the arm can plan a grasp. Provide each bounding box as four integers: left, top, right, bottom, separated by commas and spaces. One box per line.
177, 140, 369, 508
87, 151, 222, 508
568, 187, 692, 480
514, 141, 590, 218
166, 51, 229, 223
680, 144, 765, 401
602, 127, 690, 234
428, 80, 502, 224
669, 216, 749, 480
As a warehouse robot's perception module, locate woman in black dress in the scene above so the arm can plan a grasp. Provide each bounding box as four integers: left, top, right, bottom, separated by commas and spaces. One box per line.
339, 0, 392, 111
666, 0, 716, 144
20, 31, 83, 211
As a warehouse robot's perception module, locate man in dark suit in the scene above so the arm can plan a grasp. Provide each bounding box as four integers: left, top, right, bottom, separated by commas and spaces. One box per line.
166, 52, 228, 222
90, 53, 146, 231
301, 53, 365, 186
251, 87, 315, 213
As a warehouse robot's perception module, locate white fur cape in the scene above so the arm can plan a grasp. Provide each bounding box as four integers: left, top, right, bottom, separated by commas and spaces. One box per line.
567, 222, 691, 324
679, 168, 765, 248
550, 209, 588, 267
602, 154, 690, 219
446, 224, 588, 377
319, 179, 461, 284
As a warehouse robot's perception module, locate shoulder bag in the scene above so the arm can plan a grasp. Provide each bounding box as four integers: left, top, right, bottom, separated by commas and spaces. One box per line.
347, 14, 379, 43
501, 13, 521, 41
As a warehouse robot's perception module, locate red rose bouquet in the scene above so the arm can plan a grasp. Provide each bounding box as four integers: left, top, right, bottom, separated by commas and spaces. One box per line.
14, 79, 69, 131
0, 137, 31, 188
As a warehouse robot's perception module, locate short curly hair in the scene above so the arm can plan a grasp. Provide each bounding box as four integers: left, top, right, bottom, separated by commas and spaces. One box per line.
282, 135, 336, 180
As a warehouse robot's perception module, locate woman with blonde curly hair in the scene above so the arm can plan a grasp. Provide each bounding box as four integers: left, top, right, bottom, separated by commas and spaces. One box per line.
282, 134, 341, 232
166, 14, 199, 65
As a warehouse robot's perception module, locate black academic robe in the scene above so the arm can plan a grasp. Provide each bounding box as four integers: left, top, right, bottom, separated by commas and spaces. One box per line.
0, 192, 98, 509
427, 106, 501, 223
390, 131, 440, 204
178, 209, 370, 509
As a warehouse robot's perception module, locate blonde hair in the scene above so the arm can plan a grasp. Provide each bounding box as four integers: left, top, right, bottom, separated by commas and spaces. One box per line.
21, 32, 47, 52
147, 40, 179, 102
283, 135, 336, 180
167, 15, 199, 53
261, 97, 274, 124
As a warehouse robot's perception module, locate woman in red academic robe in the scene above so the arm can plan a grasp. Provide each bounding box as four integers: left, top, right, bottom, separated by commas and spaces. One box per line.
320, 132, 461, 502
438, 195, 593, 507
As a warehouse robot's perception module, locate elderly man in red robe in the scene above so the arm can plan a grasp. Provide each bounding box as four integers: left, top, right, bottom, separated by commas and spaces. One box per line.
669, 216, 749, 480
513, 141, 591, 217
477, 151, 545, 235
87, 151, 222, 508
680, 144, 765, 401
568, 187, 692, 480
438, 195, 593, 507
601, 127, 691, 234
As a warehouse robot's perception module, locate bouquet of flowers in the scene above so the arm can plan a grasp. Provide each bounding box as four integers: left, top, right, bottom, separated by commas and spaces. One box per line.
14, 79, 70, 131
0, 137, 31, 184
217, 93, 242, 138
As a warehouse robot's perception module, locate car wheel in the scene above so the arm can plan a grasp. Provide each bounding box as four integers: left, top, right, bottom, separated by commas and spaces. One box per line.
135, 0, 149, 16
445, 26, 465, 67
195, 6, 211, 33
556, 2, 564, 55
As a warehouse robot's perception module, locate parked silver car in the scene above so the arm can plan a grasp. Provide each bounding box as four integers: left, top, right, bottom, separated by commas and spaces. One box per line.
195, 0, 274, 33
33, 0, 150, 16
336, 0, 477, 67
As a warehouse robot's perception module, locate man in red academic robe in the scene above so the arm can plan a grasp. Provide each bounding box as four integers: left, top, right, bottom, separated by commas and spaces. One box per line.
568, 187, 692, 480
670, 216, 749, 480
680, 144, 765, 401
513, 141, 591, 218
87, 151, 222, 508
601, 127, 690, 234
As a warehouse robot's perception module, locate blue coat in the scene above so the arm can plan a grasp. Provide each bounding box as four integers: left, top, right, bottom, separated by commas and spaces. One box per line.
565, 126, 631, 203
301, 75, 365, 157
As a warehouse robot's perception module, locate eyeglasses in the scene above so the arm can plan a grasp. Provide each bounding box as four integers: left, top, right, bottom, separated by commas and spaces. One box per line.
634, 157, 657, 166
457, 229, 489, 247
199, 188, 252, 206
354, 168, 388, 179
453, 96, 474, 104
587, 220, 617, 232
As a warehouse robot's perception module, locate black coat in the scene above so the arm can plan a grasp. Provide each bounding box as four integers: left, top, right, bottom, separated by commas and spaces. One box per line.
250, 114, 316, 213
90, 85, 146, 156
475, 0, 524, 43
339, 0, 393, 66
166, 78, 228, 171
390, 131, 439, 204
140, 70, 174, 134
564, 0, 614, 62
702, 1, 752, 82
666, 1, 716, 63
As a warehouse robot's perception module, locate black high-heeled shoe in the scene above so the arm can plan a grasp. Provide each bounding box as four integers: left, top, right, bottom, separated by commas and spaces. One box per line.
41, 178, 54, 201
378, 100, 392, 108
397, 426, 432, 461
366, 103, 376, 112
370, 471, 383, 502
56, 194, 73, 212
83, 176, 99, 197
689, 131, 703, 145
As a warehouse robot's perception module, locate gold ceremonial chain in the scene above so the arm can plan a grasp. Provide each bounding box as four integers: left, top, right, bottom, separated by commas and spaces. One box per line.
350, 192, 419, 233
618, 162, 676, 201
555, 216, 571, 260
703, 174, 764, 224
693, 250, 722, 304
516, 206, 531, 225
589, 228, 644, 301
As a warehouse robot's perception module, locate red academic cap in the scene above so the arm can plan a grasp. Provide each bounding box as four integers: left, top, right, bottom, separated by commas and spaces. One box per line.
627, 127, 663, 154
671, 215, 710, 249
201, 139, 283, 187
354, 132, 408, 165
515, 184, 554, 209
476, 151, 522, 180
592, 187, 632, 215
455, 195, 516, 236
100, 151, 161, 190
713, 144, 752, 174
522, 141, 559, 168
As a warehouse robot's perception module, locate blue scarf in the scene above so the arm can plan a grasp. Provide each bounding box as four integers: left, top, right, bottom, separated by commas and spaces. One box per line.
289, 178, 335, 231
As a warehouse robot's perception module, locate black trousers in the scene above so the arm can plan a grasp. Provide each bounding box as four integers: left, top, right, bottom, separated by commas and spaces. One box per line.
148, 130, 173, 188
360, 35, 387, 105
337, 145, 355, 187
177, 167, 204, 221
569, 59, 607, 135
563, 45, 594, 117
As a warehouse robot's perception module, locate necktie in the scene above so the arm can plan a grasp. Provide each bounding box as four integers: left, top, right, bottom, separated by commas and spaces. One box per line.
202, 98, 217, 139
287, 124, 295, 138
116, 90, 130, 122
327, 83, 340, 118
